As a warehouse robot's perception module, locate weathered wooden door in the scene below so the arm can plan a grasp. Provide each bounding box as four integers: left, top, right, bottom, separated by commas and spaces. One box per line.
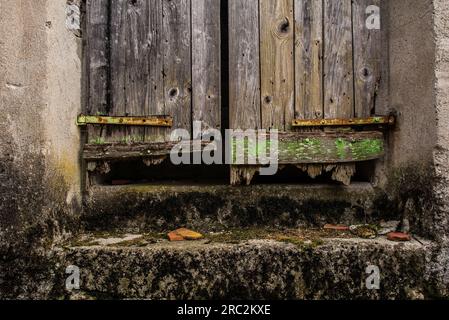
85, 0, 221, 144
83, 0, 388, 185
229, 0, 383, 130
229, 0, 387, 184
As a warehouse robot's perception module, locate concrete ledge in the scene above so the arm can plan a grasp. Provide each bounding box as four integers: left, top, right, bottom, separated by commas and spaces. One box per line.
58, 238, 430, 300
82, 183, 392, 233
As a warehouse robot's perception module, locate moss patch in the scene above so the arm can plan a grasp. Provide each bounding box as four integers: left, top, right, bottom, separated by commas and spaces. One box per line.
231, 134, 384, 164
206, 227, 354, 247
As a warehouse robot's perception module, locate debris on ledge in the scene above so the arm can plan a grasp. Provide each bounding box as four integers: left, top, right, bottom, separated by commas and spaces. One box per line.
168, 228, 204, 242
387, 232, 412, 242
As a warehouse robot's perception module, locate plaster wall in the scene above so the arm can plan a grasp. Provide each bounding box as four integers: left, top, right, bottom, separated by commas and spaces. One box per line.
0, 0, 82, 253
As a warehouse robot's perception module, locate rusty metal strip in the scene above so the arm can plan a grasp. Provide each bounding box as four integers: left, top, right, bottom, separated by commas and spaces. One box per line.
292, 116, 395, 128
77, 115, 173, 127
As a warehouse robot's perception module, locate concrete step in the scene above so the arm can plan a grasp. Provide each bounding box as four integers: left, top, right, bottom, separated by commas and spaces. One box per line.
57, 231, 431, 300
82, 183, 395, 233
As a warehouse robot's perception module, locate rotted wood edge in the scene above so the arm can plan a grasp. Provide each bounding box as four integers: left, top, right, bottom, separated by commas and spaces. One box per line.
230, 164, 357, 186
77, 115, 173, 127
83, 140, 215, 162
292, 116, 395, 128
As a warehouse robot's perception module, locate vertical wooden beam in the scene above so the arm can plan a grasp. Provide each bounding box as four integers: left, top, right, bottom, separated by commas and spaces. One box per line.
163, 0, 192, 138
260, 0, 295, 131
323, 0, 354, 119
109, 0, 128, 142
86, 0, 109, 143
145, 0, 166, 142
192, 0, 221, 131
86, 0, 109, 116
294, 0, 323, 121
376, 0, 389, 116
323, 0, 356, 185
229, 0, 261, 130
353, 0, 381, 117
124, 0, 151, 142
229, 0, 261, 185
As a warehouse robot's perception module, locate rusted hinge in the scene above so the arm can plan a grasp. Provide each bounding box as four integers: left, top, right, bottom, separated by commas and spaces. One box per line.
77, 115, 173, 127
292, 116, 395, 128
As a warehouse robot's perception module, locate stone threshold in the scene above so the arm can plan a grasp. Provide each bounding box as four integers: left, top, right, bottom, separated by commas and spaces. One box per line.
56, 234, 432, 300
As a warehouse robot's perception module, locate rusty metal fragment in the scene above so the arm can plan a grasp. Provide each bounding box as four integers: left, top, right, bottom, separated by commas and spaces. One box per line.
292, 116, 395, 128
77, 115, 173, 127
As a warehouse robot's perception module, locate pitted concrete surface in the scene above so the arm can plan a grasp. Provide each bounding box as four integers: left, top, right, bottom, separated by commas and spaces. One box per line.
56, 237, 431, 300
83, 183, 383, 233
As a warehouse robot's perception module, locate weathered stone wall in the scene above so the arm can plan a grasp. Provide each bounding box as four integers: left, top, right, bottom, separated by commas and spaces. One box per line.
425, 0, 449, 297
0, 0, 82, 298
376, 0, 443, 238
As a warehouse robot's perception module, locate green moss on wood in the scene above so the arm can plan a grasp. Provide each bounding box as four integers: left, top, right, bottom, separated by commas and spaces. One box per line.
231, 134, 384, 164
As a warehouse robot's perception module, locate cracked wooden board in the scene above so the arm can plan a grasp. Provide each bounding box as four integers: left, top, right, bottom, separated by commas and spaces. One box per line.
83, 140, 216, 162
230, 131, 384, 165
323, 0, 354, 119
294, 0, 323, 121
260, 0, 295, 131
353, 0, 382, 117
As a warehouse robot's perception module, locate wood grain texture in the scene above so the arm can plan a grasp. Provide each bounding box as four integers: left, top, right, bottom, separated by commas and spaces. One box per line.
230, 131, 384, 165
229, 0, 261, 185
260, 0, 294, 131
124, 0, 150, 142
192, 0, 221, 131
229, 0, 261, 130
323, 0, 354, 119
86, 0, 109, 116
145, 0, 166, 142
294, 0, 323, 120
353, 0, 381, 117
86, 0, 109, 143
375, 0, 389, 116
163, 0, 192, 138
84, 141, 215, 162
108, 0, 128, 142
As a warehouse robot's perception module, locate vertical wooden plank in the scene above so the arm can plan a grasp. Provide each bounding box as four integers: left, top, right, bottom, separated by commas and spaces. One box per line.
353, 0, 381, 117
145, 0, 166, 142
260, 0, 294, 131
192, 0, 221, 131
86, 0, 109, 143
294, 0, 323, 120
109, 0, 128, 142
86, 0, 109, 116
229, 0, 261, 185
323, 0, 354, 119
376, 0, 389, 116
125, 0, 150, 142
323, 0, 356, 185
229, 0, 261, 130
163, 0, 192, 138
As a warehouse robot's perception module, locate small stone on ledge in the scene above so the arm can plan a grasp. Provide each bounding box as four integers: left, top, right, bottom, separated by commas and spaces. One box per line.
387, 232, 412, 242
